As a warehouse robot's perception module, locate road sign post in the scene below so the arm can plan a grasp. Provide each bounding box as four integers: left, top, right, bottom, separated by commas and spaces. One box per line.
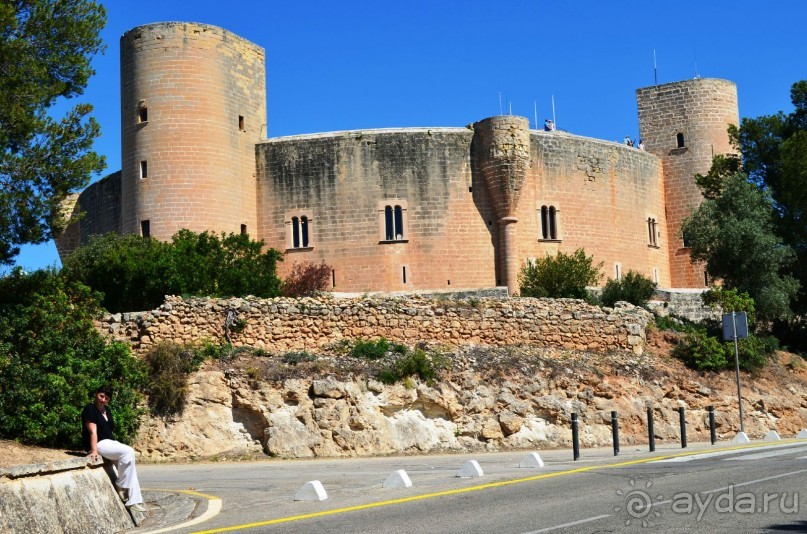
722, 312, 749, 434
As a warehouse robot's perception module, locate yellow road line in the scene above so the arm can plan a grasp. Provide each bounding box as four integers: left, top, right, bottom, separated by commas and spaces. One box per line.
193, 439, 802, 534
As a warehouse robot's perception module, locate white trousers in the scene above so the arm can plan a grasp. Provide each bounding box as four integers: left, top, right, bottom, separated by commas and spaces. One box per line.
97, 439, 143, 506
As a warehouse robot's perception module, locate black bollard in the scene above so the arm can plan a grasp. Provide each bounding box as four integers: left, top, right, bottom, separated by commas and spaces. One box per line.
611, 410, 620, 456
708, 405, 716, 445
647, 407, 655, 452
679, 406, 687, 448
572, 413, 580, 461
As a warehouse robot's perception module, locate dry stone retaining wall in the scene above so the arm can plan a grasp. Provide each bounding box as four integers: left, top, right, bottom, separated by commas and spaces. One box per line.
101, 295, 652, 355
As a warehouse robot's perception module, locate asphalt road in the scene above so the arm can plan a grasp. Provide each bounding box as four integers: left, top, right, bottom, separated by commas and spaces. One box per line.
136, 440, 807, 533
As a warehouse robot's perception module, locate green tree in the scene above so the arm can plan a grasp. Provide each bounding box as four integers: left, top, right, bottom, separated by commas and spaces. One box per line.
730, 80, 807, 346
0, 1, 107, 264
0, 269, 146, 448
681, 172, 799, 322
61, 233, 173, 312
518, 248, 603, 299
62, 230, 283, 312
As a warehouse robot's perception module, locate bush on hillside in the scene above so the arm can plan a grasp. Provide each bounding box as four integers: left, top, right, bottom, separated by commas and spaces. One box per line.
600, 270, 657, 308
518, 248, 603, 299
0, 269, 146, 448
143, 342, 209, 416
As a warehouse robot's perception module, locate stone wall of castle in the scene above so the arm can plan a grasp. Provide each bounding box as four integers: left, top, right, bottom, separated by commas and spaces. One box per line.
99, 295, 652, 356
257, 127, 667, 293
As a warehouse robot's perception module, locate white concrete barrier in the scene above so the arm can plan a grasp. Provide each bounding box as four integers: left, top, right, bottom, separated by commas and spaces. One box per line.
763, 430, 781, 442
383, 470, 413, 489
294, 480, 328, 501
797, 429, 807, 439
456, 460, 483, 478
731, 431, 750, 444
518, 453, 544, 468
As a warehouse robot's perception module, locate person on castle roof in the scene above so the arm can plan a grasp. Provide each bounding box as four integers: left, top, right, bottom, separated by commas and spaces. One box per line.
544, 119, 555, 132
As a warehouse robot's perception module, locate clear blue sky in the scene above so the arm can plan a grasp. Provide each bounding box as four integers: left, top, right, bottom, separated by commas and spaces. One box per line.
11, 0, 807, 272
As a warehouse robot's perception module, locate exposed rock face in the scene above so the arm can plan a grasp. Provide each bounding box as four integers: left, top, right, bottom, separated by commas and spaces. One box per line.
134, 344, 807, 461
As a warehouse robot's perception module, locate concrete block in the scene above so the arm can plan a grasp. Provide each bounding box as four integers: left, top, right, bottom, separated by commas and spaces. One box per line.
383, 469, 413, 489
763, 430, 781, 442
797, 429, 807, 439
456, 460, 483, 478
731, 431, 750, 444
518, 452, 545, 468
294, 480, 328, 501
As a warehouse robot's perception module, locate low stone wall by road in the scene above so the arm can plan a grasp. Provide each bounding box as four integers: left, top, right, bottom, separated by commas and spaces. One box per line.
0, 458, 133, 533
100, 295, 652, 356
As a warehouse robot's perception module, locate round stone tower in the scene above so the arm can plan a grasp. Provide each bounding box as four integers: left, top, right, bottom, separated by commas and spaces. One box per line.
120, 22, 266, 240
472, 116, 531, 295
636, 78, 739, 288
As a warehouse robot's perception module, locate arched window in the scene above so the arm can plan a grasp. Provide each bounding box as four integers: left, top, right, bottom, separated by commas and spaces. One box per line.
286, 211, 314, 249
540, 204, 559, 240
676, 132, 685, 148
380, 201, 408, 242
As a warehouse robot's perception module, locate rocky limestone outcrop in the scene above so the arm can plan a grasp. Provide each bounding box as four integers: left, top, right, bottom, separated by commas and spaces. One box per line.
134, 345, 807, 461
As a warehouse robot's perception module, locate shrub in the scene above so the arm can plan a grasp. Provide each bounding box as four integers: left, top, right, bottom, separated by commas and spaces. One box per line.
0, 269, 146, 448
673, 332, 729, 371
281, 261, 332, 297
519, 248, 603, 299
350, 338, 406, 360
377, 347, 446, 385
600, 270, 657, 308
281, 351, 317, 365
143, 343, 200, 416
673, 331, 775, 372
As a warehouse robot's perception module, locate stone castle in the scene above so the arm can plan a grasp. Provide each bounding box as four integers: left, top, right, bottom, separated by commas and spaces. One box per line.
56, 22, 740, 295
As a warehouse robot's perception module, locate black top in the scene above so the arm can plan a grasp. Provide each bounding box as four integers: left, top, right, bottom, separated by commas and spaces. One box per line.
81, 403, 115, 451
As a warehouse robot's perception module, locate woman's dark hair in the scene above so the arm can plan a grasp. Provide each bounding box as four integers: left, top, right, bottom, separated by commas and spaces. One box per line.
95, 384, 114, 397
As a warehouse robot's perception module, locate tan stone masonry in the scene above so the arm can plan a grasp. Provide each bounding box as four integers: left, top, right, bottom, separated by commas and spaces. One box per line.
100, 295, 652, 355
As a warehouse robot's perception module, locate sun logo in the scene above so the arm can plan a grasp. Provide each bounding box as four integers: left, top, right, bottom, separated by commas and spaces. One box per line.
614, 479, 664, 527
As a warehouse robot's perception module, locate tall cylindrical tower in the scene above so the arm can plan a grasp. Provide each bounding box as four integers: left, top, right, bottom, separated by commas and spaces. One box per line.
120, 22, 266, 240
472, 116, 531, 295
637, 78, 739, 288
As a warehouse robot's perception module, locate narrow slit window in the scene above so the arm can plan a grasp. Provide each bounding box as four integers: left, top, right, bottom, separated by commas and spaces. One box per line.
676, 132, 685, 148
300, 216, 309, 247
615, 263, 621, 280
394, 206, 404, 240
138, 107, 148, 123
140, 220, 150, 238
647, 217, 658, 246
332, 270, 336, 288
240, 224, 247, 235
291, 216, 300, 248
402, 266, 407, 284
238, 115, 245, 131
139, 161, 148, 179
540, 204, 559, 240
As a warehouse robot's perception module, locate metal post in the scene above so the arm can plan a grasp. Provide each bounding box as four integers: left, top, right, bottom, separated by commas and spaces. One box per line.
572, 413, 580, 461
708, 405, 716, 445
647, 407, 655, 452
611, 411, 620, 456
732, 312, 745, 433
679, 407, 687, 448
